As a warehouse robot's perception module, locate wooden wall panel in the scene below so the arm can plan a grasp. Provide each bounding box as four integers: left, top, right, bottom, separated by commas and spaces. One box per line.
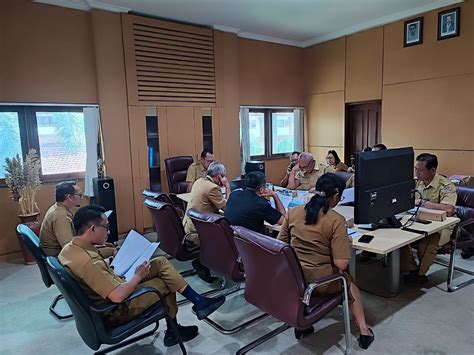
383, 2, 474, 85
238, 38, 304, 106
382, 74, 474, 150
307, 91, 345, 147
346, 28, 383, 102
303, 38, 345, 95
413, 150, 474, 176
165, 107, 197, 157
214, 31, 241, 179
0, 0, 97, 103
91, 10, 135, 234
128, 105, 149, 233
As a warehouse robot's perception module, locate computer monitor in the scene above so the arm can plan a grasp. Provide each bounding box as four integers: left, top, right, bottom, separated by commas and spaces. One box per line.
354, 147, 416, 228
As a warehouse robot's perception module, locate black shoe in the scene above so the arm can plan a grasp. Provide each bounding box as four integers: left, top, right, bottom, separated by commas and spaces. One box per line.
404, 271, 429, 285
358, 328, 374, 350
164, 323, 199, 347
192, 259, 218, 283
192, 295, 226, 320
294, 326, 314, 339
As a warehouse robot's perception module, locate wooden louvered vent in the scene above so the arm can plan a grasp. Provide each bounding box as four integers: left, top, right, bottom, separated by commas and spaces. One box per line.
123, 15, 216, 105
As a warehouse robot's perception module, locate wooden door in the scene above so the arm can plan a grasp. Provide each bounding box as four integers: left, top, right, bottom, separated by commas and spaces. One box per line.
345, 101, 381, 164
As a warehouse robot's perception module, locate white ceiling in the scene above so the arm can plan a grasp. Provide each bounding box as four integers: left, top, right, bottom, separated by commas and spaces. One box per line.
34, 0, 463, 47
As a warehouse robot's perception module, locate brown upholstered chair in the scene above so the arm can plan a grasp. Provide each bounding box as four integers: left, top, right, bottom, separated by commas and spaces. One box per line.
164, 156, 193, 195
143, 198, 198, 281
232, 226, 351, 354
437, 186, 474, 292
142, 189, 173, 204
187, 209, 269, 334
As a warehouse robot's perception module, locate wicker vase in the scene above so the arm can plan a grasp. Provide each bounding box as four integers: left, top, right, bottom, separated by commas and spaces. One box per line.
17, 212, 40, 264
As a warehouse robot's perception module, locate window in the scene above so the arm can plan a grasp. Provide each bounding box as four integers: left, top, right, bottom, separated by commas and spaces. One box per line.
246, 108, 302, 159
0, 106, 87, 182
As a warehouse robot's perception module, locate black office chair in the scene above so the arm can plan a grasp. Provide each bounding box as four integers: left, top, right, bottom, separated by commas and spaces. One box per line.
46, 256, 186, 355
16, 224, 73, 320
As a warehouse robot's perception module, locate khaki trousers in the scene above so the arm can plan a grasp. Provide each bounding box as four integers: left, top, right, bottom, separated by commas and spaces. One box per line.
108, 256, 187, 326
400, 226, 452, 276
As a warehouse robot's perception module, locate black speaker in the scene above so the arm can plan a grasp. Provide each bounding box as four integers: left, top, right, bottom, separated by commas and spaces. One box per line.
245, 161, 265, 175
92, 177, 118, 242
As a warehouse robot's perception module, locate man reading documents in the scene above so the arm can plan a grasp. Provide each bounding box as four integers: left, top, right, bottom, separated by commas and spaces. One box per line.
59, 204, 225, 347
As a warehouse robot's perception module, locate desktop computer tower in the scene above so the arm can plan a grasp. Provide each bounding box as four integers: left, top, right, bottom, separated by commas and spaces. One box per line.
92, 177, 118, 242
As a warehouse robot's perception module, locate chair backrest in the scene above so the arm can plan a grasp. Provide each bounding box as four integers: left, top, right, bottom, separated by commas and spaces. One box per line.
232, 226, 307, 327
187, 209, 244, 282
16, 224, 53, 288
142, 189, 173, 204
143, 198, 193, 260
164, 156, 193, 194
456, 186, 474, 222
46, 256, 102, 350
335, 171, 353, 183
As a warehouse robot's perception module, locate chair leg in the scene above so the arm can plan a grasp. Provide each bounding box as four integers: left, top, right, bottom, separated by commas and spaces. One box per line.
93, 322, 160, 355
165, 316, 187, 355
49, 294, 73, 320
341, 278, 352, 355
446, 248, 474, 292
236, 323, 291, 355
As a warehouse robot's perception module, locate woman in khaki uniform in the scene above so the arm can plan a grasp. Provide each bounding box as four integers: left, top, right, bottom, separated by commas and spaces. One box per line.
277, 173, 374, 350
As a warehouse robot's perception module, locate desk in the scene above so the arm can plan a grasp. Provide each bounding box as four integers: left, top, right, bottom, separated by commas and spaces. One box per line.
266, 206, 459, 295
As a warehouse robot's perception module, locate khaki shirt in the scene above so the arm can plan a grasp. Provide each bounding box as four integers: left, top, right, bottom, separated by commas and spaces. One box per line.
416, 174, 457, 206
59, 238, 124, 305
294, 164, 332, 190
183, 176, 226, 233
277, 205, 350, 290
186, 161, 207, 184
40, 203, 74, 257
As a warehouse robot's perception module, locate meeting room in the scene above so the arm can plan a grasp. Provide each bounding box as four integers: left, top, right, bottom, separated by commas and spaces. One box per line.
1, 0, 473, 354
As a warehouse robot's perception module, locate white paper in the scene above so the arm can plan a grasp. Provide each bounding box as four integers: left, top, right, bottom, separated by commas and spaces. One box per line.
105, 210, 113, 218
347, 228, 362, 239
338, 187, 354, 205
110, 230, 153, 276
123, 242, 160, 281
270, 192, 294, 211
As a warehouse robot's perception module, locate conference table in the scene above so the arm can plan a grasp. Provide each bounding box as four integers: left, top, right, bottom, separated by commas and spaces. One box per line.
176, 191, 459, 296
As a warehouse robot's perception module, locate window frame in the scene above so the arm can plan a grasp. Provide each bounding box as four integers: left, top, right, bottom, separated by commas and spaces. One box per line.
0, 105, 86, 185
249, 108, 296, 160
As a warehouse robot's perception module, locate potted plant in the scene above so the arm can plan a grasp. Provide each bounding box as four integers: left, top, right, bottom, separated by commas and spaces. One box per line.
4, 149, 42, 263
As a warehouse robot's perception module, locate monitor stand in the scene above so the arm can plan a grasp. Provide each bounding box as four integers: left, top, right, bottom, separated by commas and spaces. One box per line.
359, 216, 403, 230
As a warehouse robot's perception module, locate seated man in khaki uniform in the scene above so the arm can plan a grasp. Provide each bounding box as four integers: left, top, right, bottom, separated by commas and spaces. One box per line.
287, 152, 331, 190
59, 205, 225, 347
280, 151, 300, 188
186, 149, 215, 192
400, 153, 457, 284
183, 162, 230, 282
40, 181, 114, 258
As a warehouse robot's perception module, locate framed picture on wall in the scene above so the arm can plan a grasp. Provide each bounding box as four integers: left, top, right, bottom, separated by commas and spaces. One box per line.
438, 7, 460, 40
404, 17, 423, 47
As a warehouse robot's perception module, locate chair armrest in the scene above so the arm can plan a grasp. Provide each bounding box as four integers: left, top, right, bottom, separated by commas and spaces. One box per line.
453, 218, 474, 241
89, 287, 166, 314
302, 273, 345, 306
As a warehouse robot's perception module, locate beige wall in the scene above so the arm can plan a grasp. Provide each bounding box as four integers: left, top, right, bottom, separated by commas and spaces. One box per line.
305, 2, 473, 175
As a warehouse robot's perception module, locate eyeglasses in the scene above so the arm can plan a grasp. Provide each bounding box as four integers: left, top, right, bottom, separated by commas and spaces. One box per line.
89, 223, 110, 231
73, 193, 83, 198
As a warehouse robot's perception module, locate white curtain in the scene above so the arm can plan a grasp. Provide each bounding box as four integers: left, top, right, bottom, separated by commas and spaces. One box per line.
83, 107, 100, 197
239, 107, 250, 175
293, 108, 304, 152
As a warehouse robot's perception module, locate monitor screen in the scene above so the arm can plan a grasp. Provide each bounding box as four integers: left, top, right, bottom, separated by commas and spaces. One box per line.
354, 147, 415, 227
